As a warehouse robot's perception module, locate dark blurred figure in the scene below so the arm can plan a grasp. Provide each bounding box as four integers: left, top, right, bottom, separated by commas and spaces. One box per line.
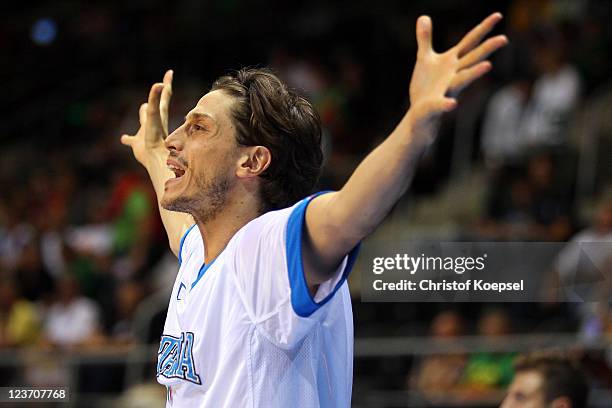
474, 151, 573, 241
110, 279, 146, 344
14, 236, 54, 302
37, 166, 75, 279
0, 196, 34, 272
501, 354, 589, 408
525, 152, 573, 241
409, 310, 467, 397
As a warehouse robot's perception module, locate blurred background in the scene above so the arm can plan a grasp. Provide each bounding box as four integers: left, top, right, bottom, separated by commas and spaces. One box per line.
1, 0, 612, 406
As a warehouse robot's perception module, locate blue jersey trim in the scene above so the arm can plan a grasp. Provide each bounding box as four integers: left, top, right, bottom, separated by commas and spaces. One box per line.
190, 259, 216, 290
176, 282, 187, 301
286, 191, 361, 318
178, 224, 196, 266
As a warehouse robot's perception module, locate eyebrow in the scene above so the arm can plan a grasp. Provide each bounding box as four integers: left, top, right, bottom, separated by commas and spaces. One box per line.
185, 111, 217, 124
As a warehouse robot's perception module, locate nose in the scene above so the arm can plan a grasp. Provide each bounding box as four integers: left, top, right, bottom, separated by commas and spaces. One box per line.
165, 125, 185, 152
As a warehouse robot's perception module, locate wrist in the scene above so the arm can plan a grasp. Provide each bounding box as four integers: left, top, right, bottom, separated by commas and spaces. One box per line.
400, 109, 438, 151
144, 147, 167, 172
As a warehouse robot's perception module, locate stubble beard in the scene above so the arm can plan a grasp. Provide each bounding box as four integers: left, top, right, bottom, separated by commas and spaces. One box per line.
162, 172, 231, 224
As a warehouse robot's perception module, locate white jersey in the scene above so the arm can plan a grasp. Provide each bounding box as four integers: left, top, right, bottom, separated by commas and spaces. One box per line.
156, 192, 360, 407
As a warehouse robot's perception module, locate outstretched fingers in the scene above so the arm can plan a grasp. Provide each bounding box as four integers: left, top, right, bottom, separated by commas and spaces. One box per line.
449, 61, 492, 94
455, 12, 503, 57
122, 71, 172, 150
459, 35, 508, 70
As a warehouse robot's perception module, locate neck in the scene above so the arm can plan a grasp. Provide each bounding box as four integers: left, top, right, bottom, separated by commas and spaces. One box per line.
192, 190, 261, 263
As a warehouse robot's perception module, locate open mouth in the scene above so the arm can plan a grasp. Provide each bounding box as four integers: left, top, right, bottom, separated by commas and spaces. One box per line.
168, 163, 185, 178
166, 159, 187, 185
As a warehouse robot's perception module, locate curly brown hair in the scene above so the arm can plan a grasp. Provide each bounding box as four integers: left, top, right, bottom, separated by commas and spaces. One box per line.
211, 68, 323, 212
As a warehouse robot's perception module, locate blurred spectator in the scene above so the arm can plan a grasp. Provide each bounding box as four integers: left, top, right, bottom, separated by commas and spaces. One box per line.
522, 28, 581, 147
38, 168, 75, 278
14, 236, 55, 302
107, 171, 156, 280
500, 354, 589, 408
474, 151, 572, 241
111, 279, 146, 344
409, 310, 467, 396
42, 276, 103, 348
0, 279, 41, 347
0, 202, 34, 271
481, 173, 534, 238
525, 152, 573, 240
555, 195, 612, 285
481, 70, 535, 166
460, 309, 515, 394
556, 199, 612, 294
550, 195, 612, 337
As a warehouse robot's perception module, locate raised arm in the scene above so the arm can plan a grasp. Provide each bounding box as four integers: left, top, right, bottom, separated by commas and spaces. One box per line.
121, 71, 194, 257
303, 13, 508, 286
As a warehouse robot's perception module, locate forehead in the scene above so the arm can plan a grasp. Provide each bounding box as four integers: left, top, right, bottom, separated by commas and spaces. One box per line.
187, 89, 235, 124
185, 90, 233, 126
511, 371, 544, 394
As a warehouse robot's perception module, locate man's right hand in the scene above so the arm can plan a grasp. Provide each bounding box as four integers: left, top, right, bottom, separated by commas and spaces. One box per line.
121, 70, 173, 168
120, 70, 194, 257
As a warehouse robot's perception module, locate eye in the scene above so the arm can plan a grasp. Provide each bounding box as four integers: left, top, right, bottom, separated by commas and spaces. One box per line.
190, 124, 207, 133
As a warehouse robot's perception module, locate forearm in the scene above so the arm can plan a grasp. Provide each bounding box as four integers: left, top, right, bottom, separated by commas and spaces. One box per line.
145, 150, 194, 256
333, 111, 431, 239
304, 111, 431, 279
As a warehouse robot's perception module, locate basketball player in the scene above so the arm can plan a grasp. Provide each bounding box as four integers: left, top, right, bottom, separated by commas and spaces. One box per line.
121, 13, 507, 407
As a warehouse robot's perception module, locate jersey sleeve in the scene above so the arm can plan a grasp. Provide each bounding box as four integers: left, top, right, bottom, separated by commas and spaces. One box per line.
230, 191, 360, 348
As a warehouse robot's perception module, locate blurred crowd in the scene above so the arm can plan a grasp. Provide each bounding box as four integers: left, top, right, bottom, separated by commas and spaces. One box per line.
1, 0, 612, 405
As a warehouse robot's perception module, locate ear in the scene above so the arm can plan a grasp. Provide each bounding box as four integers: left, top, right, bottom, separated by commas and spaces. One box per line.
550, 396, 572, 408
236, 146, 271, 179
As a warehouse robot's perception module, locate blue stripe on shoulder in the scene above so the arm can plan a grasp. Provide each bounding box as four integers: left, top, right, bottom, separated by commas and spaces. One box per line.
286, 191, 360, 318
178, 224, 196, 267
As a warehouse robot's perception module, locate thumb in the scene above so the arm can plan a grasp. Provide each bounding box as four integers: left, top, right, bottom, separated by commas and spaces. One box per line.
416, 16, 433, 54
437, 97, 457, 112
121, 134, 134, 146
423, 97, 457, 114
415, 97, 457, 117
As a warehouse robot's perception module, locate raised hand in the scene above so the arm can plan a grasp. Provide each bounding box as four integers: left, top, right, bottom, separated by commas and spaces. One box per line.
121, 70, 174, 167
120, 69, 193, 255
407, 13, 507, 139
